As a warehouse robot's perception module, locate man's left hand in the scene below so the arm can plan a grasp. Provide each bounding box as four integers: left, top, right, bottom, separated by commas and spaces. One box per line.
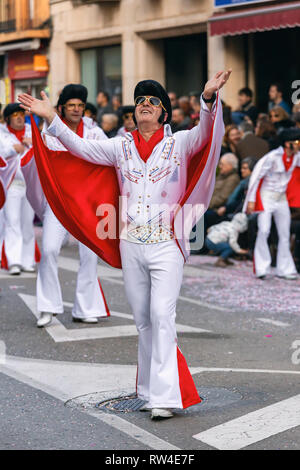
203, 69, 232, 100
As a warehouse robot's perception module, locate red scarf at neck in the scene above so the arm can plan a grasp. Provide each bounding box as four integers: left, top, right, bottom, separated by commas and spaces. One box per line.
282, 151, 294, 172
62, 118, 84, 137
131, 126, 164, 163
8, 125, 25, 143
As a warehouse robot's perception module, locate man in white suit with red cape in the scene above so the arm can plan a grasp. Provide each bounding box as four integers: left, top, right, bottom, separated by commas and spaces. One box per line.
18, 69, 231, 420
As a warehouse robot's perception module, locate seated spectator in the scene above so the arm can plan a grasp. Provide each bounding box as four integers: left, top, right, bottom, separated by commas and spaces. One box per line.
269, 106, 294, 134
100, 113, 119, 138
236, 121, 269, 160
84, 102, 98, 122
218, 156, 256, 217
168, 91, 178, 109
221, 124, 241, 156
268, 82, 291, 115
205, 213, 249, 267
171, 107, 191, 133
255, 119, 279, 150
205, 153, 240, 230
232, 87, 258, 126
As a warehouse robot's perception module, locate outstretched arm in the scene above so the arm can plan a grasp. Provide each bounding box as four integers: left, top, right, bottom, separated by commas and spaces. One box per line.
182, 70, 231, 159
18, 92, 115, 166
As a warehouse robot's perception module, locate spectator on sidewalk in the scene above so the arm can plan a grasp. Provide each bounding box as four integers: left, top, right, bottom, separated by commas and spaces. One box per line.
168, 91, 178, 109
268, 82, 291, 115
100, 113, 119, 138
96, 91, 113, 125
221, 124, 241, 156
205, 153, 240, 230
205, 213, 249, 267
217, 156, 256, 218
269, 106, 294, 134
236, 121, 269, 161
171, 107, 191, 133
232, 87, 258, 126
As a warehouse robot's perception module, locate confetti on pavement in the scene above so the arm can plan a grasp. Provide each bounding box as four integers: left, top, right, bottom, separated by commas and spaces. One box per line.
185, 255, 300, 315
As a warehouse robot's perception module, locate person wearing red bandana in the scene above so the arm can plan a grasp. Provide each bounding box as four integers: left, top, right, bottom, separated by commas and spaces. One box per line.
244, 128, 300, 280
36, 84, 110, 328
0, 103, 35, 275
18, 70, 231, 419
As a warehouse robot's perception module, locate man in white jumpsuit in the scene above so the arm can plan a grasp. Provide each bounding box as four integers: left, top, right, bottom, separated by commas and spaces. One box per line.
245, 128, 300, 279
37, 84, 110, 328
19, 70, 230, 419
0, 104, 35, 275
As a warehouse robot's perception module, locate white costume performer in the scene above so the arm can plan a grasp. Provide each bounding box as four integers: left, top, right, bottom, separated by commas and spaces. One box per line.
244, 137, 300, 278
0, 117, 35, 271
42, 87, 221, 410
38, 116, 110, 320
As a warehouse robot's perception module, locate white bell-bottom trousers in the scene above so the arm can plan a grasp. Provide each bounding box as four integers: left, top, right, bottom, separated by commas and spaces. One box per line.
254, 197, 297, 277
37, 204, 109, 318
120, 239, 201, 409
3, 184, 35, 269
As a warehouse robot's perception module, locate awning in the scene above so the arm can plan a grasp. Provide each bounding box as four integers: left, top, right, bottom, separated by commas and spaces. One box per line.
209, 1, 300, 36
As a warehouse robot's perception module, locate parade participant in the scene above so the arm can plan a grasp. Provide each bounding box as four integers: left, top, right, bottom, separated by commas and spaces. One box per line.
0, 104, 36, 275
117, 106, 136, 137
0, 153, 20, 252
18, 70, 230, 419
36, 84, 110, 328
244, 128, 300, 279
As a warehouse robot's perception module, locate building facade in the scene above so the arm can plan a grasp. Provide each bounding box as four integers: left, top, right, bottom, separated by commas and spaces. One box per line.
49, 0, 300, 111
0, 0, 51, 106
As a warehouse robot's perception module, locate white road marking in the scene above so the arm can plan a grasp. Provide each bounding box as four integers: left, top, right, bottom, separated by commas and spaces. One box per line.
0, 356, 179, 450
257, 318, 291, 328
190, 366, 300, 376
19, 294, 211, 343
193, 393, 300, 450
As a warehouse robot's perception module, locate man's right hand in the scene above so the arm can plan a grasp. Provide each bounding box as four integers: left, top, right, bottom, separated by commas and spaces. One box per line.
17, 91, 56, 125
246, 202, 255, 214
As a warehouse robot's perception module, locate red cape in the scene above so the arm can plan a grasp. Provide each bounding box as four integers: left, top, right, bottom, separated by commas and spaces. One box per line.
287, 167, 300, 207
31, 116, 122, 268
31, 111, 219, 267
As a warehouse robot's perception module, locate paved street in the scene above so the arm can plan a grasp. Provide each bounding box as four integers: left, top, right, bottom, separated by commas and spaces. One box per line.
0, 234, 300, 451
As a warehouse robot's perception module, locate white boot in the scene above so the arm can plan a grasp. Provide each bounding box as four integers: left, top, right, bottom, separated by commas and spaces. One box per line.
151, 408, 174, 420
9, 265, 21, 276
72, 317, 98, 324
37, 312, 53, 328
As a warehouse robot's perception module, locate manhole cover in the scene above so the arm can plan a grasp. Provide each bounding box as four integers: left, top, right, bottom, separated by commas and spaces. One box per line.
97, 394, 147, 413
95, 387, 241, 413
